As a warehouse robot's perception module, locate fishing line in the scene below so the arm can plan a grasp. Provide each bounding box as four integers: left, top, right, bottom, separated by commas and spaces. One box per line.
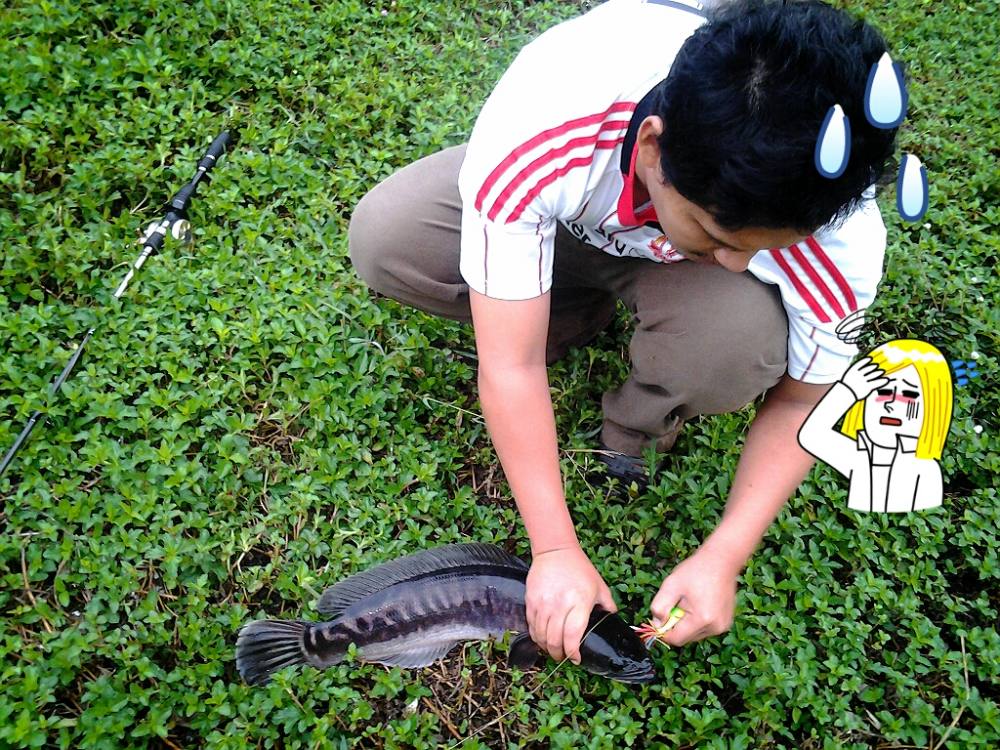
445, 611, 615, 750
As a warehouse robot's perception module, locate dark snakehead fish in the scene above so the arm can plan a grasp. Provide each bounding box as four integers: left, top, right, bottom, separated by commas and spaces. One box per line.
236, 543, 654, 685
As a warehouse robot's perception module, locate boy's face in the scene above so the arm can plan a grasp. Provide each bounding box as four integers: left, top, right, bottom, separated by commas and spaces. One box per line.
635, 116, 808, 272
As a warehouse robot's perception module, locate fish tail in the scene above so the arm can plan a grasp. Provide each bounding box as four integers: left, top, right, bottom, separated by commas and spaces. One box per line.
236, 619, 311, 685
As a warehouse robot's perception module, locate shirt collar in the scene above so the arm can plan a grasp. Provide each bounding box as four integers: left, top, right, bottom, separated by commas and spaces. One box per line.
617, 85, 662, 228
857, 431, 920, 455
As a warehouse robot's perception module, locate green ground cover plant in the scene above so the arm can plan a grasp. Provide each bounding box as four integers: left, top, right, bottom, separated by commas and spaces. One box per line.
1, 0, 997, 747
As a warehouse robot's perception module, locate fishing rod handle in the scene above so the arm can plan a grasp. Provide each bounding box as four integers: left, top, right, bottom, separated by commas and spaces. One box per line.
199, 131, 232, 170
169, 131, 233, 213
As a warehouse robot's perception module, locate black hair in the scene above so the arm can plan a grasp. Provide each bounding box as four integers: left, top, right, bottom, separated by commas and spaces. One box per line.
656, 0, 898, 233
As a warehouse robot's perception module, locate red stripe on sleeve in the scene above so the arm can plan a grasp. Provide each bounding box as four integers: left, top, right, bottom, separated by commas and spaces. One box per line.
801, 343, 821, 380
483, 225, 489, 296
769, 248, 832, 323
537, 218, 545, 296
474, 102, 636, 212
486, 121, 630, 222
805, 235, 858, 311
788, 243, 845, 319
505, 139, 625, 224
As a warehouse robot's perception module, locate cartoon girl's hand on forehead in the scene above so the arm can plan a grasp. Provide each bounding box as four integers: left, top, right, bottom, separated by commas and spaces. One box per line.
841, 356, 890, 401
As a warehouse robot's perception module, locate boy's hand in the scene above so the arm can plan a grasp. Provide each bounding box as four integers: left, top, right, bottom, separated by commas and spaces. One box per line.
526, 545, 617, 665
649, 548, 740, 646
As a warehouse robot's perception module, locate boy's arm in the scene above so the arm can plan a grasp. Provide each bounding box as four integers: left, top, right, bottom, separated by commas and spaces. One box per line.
651, 374, 829, 644
470, 289, 571, 549
470, 289, 617, 664
655, 200, 890, 644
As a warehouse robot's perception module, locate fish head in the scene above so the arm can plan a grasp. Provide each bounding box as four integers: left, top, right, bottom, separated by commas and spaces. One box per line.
579, 607, 656, 684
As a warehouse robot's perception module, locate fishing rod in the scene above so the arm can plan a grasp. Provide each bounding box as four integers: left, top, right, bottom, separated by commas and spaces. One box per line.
0, 130, 234, 480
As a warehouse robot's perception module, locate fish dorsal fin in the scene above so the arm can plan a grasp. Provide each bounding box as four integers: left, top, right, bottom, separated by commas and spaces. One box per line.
367, 641, 459, 669
316, 543, 528, 617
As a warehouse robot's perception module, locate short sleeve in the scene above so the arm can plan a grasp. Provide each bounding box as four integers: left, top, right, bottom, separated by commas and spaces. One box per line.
456, 4, 645, 300
748, 197, 887, 383
458, 209, 557, 300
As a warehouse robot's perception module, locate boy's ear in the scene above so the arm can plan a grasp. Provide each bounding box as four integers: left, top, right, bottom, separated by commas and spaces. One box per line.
636, 116, 665, 177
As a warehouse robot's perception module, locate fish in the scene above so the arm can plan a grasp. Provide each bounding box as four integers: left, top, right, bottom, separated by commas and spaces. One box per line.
236, 542, 655, 685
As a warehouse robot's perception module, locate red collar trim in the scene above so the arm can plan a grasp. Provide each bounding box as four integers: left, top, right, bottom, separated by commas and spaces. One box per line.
617, 143, 658, 227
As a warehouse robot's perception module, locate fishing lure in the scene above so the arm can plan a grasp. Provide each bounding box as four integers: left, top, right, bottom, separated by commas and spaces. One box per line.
631, 607, 686, 649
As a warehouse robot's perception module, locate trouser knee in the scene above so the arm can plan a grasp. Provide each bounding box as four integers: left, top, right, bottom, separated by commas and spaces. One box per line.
660, 306, 788, 416
348, 188, 390, 293
622, 270, 789, 420
345, 146, 470, 322
675, 340, 787, 416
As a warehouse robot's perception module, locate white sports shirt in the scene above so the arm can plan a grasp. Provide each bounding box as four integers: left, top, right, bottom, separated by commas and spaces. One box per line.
458, 0, 887, 384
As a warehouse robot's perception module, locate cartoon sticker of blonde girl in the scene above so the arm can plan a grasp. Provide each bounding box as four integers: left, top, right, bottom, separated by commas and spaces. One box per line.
798, 339, 953, 512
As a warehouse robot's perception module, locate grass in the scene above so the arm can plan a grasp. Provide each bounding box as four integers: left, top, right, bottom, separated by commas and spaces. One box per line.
1, 0, 997, 747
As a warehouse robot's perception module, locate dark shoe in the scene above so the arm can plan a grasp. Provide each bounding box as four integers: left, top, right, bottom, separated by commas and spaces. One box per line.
594, 442, 650, 490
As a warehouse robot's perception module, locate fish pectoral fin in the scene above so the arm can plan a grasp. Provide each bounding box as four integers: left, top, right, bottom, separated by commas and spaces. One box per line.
369, 642, 459, 669
508, 632, 544, 669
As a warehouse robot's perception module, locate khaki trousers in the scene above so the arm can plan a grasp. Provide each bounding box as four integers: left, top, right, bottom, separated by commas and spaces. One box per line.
348, 145, 788, 456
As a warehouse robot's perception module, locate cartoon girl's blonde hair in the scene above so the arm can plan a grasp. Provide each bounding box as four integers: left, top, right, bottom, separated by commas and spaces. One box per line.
840, 339, 953, 460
